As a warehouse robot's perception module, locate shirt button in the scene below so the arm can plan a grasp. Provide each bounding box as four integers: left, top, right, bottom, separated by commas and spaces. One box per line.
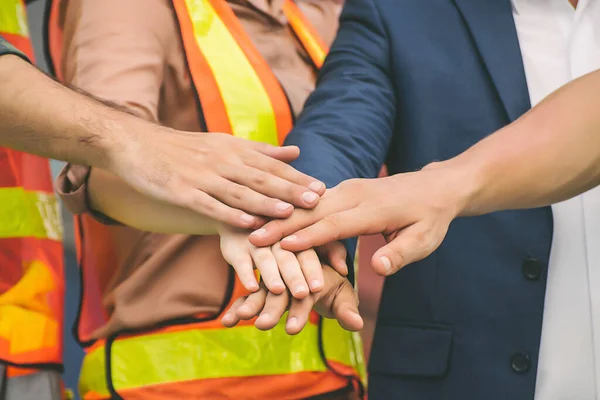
510, 352, 531, 374
522, 258, 542, 281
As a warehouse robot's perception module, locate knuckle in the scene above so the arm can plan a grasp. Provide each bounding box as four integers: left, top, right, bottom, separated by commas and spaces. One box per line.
253, 250, 272, 265
321, 217, 342, 240
252, 173, 268, 187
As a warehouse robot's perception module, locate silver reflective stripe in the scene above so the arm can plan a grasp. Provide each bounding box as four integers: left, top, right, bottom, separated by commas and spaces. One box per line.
1, 369, 61, 400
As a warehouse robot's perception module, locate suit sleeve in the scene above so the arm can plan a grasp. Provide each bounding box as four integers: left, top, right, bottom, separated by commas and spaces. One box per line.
285, 0, 396, 280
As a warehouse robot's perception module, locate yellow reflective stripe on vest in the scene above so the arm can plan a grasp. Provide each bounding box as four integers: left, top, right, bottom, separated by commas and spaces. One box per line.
80, 319, 360, 397
184, 0, 279, 144
0, 188, 63, 241
0, 0, 29, 37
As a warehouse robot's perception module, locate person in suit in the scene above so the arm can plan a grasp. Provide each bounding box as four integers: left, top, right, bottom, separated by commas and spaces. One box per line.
241, 0, 600, 398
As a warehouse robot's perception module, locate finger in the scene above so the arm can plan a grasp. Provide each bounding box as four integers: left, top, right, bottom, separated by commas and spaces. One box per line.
250, 143, 300, 163
237, 288, 268, 320
221, 297, 247, 327
250, 246, 285, 294
246, 144, 326, 195
204, 176, 295, 219
372, 222, 440, 276
330, 282, 363, 332
249, 209, 322, 247
316, 242, 348, 277
255, 291, 290, 330
286, 297, 314, 335
222, 245, 259, 292
183, 189, 261, 229
226, 165, 323, 210
271, 243, 310, 299
279, 209, 385, 252
296, 249, 325, 293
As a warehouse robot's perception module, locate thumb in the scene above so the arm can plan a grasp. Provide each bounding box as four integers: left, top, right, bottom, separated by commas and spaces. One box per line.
329, 282, 363, 332
371, 222, 442, 276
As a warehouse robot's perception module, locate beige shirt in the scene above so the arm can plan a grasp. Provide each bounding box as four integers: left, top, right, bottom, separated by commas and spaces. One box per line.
56, 0, 341, 339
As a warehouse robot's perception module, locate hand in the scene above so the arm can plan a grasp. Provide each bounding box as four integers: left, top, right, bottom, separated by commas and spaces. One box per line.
219, 224, 348, 297
108, 128, 325, 229
221, 265, 363, 334
249, 167, 472, 275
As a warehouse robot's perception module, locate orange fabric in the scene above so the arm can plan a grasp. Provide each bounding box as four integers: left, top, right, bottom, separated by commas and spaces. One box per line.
0, 19, 64, 371
74, 215, 115, 345
0, 31, 35, 61
205, 0, 294, 142
171, 0, 232, 133
84, 369, 353, 400
6, 366, 41, 378
283, 0, 329, 69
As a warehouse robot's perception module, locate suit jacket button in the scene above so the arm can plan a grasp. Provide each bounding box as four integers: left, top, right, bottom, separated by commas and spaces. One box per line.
522, 258, 542, 280
511, 352, 531, 373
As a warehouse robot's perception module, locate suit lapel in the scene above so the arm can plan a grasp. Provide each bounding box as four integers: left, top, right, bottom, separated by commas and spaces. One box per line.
453, 0, 531, 121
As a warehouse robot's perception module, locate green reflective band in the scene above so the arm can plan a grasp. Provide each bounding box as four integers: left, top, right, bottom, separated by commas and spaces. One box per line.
0, 187, 63, 241
80, 318, 362, 397
0, 0, 30, 37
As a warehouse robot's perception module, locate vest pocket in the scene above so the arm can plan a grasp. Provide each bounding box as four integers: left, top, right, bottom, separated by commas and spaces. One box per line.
368, 322, 453, 378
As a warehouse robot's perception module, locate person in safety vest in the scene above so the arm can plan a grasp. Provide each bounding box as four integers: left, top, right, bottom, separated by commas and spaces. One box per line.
1, 2, 328, 397
0, 4, 315, 399
47, 0, 366, 399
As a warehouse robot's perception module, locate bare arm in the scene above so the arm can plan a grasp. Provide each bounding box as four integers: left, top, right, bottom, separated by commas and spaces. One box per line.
251, 68, 600, 276
0, 54, 125, 168
449, 68, 600, 215
0, 55, 323, 228
87, 168, 220, 235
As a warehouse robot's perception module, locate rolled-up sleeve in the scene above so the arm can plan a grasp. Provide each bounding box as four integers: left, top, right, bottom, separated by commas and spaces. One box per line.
54, 0, 172, 221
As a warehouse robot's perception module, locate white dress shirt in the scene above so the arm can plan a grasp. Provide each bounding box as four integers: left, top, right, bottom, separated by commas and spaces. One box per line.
511, 0, 600, 398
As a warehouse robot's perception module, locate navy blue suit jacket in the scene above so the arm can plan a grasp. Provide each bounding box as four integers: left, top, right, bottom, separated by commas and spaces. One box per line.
286, 0, 553, 398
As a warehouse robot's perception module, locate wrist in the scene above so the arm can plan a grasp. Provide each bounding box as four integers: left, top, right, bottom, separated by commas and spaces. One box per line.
421, 156, 488, 218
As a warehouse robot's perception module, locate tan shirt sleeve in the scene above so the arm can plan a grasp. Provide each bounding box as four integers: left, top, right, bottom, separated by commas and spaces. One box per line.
55, 0, 174, 219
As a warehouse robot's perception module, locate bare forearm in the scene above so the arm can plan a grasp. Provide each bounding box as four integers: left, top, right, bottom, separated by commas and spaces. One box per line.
0, 54, 142, 168
442, 69, 600, 216
88, 168, 219, 235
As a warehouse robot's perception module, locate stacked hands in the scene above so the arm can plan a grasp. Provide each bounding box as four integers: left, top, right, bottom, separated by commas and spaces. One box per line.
122, 131, 468, 334
213, 160, 469, 334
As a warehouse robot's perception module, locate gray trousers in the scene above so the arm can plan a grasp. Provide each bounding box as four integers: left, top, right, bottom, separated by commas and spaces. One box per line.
0, 366, 61, 400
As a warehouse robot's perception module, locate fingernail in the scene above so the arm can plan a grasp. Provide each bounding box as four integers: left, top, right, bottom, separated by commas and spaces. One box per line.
222, 312, 232, 322
308, 181, 324, 192
310, 280, 323, 290
241, 214, 255, 224
256, 313, 270, 324
293, 284, 308, 296
251, 228, 266, 237
276, 202, 293, 212
380, 256, 393, 274
287, 317, 298, 329
302, 191, 319, 204
281, 235, 297, 242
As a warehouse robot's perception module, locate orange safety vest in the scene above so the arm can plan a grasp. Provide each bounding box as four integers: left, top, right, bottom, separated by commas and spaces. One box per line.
0, 0, 64, 381
46, 0, 365, 399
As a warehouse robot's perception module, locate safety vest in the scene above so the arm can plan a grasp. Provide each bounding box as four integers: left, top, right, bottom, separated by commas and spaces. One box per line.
46, 0, 366, 399
0, 0, 65, 390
